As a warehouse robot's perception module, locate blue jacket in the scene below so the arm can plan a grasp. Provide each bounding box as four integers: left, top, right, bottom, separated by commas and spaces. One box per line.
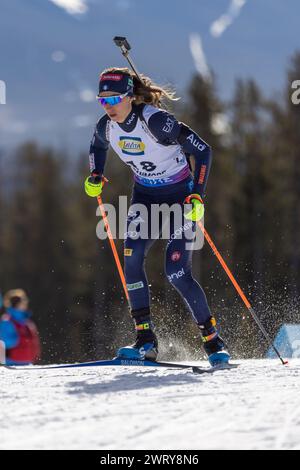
0, 308, 32, 349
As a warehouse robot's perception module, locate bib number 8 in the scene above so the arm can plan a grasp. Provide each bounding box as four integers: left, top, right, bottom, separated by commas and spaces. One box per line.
127, 161, 157, 172
140, 161, 156, 172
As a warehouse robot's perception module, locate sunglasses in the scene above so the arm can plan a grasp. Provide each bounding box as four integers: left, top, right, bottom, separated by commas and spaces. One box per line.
97, 91, 130, 106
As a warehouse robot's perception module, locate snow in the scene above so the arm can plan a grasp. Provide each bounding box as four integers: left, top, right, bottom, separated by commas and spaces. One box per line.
1, 359, 300, 450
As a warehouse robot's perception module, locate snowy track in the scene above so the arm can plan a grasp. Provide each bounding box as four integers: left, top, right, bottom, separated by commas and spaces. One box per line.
1, 359, 300, 450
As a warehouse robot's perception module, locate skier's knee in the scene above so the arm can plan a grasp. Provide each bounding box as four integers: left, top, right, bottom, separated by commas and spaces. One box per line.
166, 266, 189, 287
124, 246, 145, 272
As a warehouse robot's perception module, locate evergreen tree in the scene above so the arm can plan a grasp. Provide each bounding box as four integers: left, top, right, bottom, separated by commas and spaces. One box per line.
5, 143, 73, 362
285, 53, 300, 298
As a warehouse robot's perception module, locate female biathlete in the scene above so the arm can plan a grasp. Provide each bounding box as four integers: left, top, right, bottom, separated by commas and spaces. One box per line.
85, 68, 230, 366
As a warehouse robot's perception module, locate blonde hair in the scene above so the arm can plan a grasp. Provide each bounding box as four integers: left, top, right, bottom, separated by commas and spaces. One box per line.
3, 289, 29, 308
100, 67, 179, 108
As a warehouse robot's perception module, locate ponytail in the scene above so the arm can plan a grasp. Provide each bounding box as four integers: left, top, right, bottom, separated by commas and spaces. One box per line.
101, 67, 179, 108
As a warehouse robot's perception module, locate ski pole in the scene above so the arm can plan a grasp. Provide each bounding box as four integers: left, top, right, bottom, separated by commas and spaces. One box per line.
197, 220, 288, 365
97, 182, 129, 301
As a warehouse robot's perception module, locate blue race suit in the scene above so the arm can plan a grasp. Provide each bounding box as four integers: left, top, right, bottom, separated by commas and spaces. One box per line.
89, 103, 212, 324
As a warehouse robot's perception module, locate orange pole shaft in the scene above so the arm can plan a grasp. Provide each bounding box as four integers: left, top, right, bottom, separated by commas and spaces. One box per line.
197, 219, 287, 365
97, 195, 129, 301
197, 220, 251, 310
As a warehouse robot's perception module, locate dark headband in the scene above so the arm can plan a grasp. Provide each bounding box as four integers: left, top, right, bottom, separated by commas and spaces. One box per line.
98, 73, 134, 96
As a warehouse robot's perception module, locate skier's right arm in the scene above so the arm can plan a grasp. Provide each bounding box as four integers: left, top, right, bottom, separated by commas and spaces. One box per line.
85, 115, 110, 198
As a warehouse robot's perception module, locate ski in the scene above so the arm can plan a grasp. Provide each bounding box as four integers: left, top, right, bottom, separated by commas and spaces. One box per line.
192, 362, 239, 374
1, 358, 239, 374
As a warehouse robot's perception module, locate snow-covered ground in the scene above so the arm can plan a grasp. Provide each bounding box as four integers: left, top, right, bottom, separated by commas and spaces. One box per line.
1, 359, 300, 450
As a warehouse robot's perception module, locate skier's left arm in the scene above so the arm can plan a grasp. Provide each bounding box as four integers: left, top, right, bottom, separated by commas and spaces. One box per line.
147, 111, 212, 198
85, 116, 110, 198
176, 123, 212, 199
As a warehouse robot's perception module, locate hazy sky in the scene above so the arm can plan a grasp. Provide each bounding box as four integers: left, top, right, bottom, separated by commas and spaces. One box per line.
0, 0, 299, 150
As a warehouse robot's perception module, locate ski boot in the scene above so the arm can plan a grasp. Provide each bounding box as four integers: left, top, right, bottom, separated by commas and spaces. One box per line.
199, 317, 230, 367
117, 308, 158, 361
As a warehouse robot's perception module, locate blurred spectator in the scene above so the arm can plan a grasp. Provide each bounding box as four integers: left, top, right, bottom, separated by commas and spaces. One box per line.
0, 289, 41, 365
0, 292, 5, 363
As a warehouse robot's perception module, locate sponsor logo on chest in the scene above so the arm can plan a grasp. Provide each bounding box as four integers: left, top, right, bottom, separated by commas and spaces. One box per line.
118, 136, 146, 156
